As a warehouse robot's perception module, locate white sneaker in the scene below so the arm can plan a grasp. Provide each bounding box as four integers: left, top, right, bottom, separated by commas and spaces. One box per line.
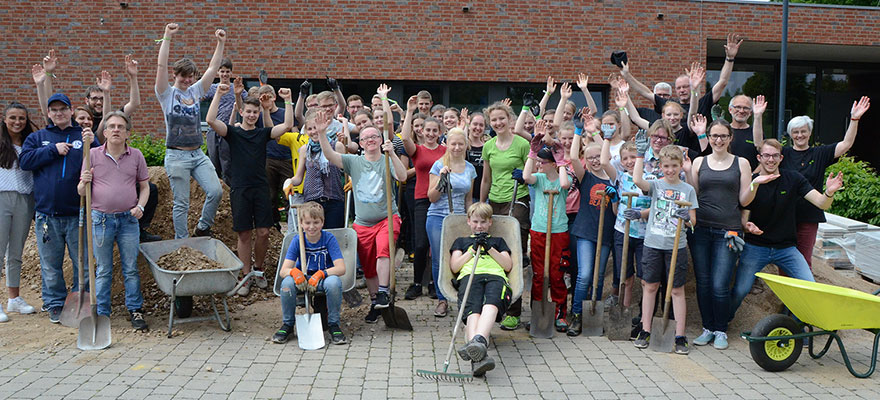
253, 271, 268, 289
0, 304, 8, 322
7, 297, 35, 314
237, 279, 251, 296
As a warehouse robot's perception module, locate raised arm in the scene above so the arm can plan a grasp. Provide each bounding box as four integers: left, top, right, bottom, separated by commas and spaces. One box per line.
205, 83, 229, 137
230, 75, 244, 125
613, 84, 632, 141
32, 64, 49, 123
271, 88, 294, 138
400, 95, 417, 156
294, 80, 310, 126
514, 109, 533, 140
619, 61, 654, 101
123, 54, 141, 116
632, 130, 651, 192
599, 125, 618, 182
538, 76, 556, 117
552, 82, 572, 131
95, 71, 112, 142
576, 73, 599, 116
316, 111, 344, 169
569, 118, 587, 182
752, 95, 766, 149
804, 172, 843, 210
154, 23, 178, 95
687, 62, 704, 122
621, 82, 649, 130
688, 113, 709, 155
836, 96, 871, 158
713, 33, 743, 103
326, 76, 345, 116
199, 29, 227, 93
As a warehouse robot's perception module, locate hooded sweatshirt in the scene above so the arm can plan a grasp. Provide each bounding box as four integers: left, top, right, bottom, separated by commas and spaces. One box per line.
19, 123, 86, 216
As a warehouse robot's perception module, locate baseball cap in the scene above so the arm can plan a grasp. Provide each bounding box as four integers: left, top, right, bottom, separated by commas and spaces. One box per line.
47, 93, 72, 108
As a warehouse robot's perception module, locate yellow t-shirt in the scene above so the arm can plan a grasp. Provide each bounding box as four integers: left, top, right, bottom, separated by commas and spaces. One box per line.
277, 131, 310, 193
450, 235, 511, 282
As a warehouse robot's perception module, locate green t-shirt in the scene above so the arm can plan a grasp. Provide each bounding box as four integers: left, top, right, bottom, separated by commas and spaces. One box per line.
341, 153, 398, 227
482, 135, 529, 204
450, 235, 511, 282
529, 173, 569, 233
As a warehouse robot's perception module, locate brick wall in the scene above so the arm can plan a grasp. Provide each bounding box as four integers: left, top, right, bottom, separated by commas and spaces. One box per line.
4, 0, 879, 135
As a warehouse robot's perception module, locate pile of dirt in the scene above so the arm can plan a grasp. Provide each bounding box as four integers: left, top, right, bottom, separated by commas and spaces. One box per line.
156, 246, 227, 272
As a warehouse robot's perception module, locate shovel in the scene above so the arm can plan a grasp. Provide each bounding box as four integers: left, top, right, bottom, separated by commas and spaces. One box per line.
649, 200, 691, 353
581, 189, 609, 337
291, 205, 327, 350
530, 190, 557, 339
61, 197, 90, 327
379, 112, 412, 331
77, 134, 111, 351
605, 192, 640, 340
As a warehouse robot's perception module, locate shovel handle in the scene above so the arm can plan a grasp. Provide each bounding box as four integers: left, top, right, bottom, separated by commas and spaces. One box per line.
591, 190, 607, 307
508, 179, 519, 217
542, 191, 555, 302
383, 113, 397, 291
618, 193, 636, 294
82, 136, 97, 305
442, 246, 484, 372
661, 200, 692, 320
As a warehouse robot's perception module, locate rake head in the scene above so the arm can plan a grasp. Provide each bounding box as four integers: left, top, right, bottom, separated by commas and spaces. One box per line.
415, 369, 473, 383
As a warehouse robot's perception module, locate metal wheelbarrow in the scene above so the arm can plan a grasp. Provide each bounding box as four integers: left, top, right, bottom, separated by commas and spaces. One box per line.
139, 237, 260, 338
741, 272, 880, 378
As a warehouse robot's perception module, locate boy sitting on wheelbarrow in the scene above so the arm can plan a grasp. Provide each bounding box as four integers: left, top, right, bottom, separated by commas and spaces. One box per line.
450, 203, 513, 377
275, 202, 348, 345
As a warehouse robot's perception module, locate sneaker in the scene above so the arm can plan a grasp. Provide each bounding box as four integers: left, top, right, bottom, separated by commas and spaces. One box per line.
460, 337, 487, 362
193, 226, 212, 238
139, 230, 161, 242
433, 300, 448, 318
252, 271, 268, 289
7, 297, 36, 314
471, 356, 495, 377
604, 295, 619, 309
237, 279, 251, 296
675, 336, 690, 355
272, 324, 295, 343
364, 305, 380, 323
0, 305, 8, 323
630, 321, 642, 341
427, 283, 437, 299
329, 324, 348, 345
404, 284, 422, 300
634, 330, 650, 349
48, 307, 62, 324
555, 308, 568, 333
566, 313, 582, 336
499, 315, 520, 331
374, 292, 390, 309
41, 304, 49, 312
129, 309, 148, 331
693, 328, 715, 346
713, 331, 729, 350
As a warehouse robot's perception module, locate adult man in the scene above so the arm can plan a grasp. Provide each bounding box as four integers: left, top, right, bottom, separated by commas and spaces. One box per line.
727, 94, 760, 170
729, 139, 843, 320
416, 90, 433, 116
346, 94, 365, 118
202, 58, 246, 185
154, 23, 225, 239
635, 82, 670, 124
19, 93, 88, 323
77, 111, 150, 330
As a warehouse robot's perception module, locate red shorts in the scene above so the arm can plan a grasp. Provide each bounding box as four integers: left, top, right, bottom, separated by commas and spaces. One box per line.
353, 215, 401, 279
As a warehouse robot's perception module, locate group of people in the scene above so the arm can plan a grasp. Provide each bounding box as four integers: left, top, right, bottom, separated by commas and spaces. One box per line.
0, 26, 871, 376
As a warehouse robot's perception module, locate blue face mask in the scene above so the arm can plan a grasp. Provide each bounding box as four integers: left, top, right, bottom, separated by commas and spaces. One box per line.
601, 124, 616, 136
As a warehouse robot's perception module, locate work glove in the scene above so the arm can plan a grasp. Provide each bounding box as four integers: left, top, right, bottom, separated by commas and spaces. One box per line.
529, 133, 545, 158
604, 185, 619, 203
511, 168, 524, 184
289, 267, 308, 291
523, 92, 540, 118
436, 172, 450, 194
635, 129, 649, 157
473, 232, 490, 253
326, 75, 339, 91
601, 124, 616, 140
552, 143, 569, 167
623, 207, 642, 221
673, 208, 690, 221
300, 80, 312, 97
308, 270, 326, 292
283, 178, 294, 197
725, 231, 745, 253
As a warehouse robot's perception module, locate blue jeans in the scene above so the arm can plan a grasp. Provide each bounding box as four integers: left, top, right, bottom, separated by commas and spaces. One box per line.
164, 149, 222, 239
280, 274, 342, 326
572, 238, 611, 314
92, 210, 143, 316
426, 214, 446, 301
730, 243, 814, 321
35, 212, 80, 310
691, 226, 739, 332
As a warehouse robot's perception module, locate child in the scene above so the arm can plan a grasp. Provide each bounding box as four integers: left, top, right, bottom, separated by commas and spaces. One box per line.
632, 137, 698, 355
201, 58, 245, 185
275, 202, 348, 345
205, 84, 293, 295
450, 203, 513, 377
522, 121, 570, 332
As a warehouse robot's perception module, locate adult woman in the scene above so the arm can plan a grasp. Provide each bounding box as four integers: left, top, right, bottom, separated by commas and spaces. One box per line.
0, 103, 38, 321
466, 112, 487, 202
753, 95, 871, 266
74, 107, 94, 130
479, 101, 530, 330
689, 118, 752, 350
400, 91, 446, 300
426, 128, 476, 317
288, 109, 346, 229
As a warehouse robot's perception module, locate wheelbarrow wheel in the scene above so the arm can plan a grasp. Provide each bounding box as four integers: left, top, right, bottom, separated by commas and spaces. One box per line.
750, 314, 803, 372
175, 296, 193, 318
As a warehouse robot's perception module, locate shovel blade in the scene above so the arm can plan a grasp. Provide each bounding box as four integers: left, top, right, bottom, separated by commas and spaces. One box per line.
380, 304, 413, 331
581, 301, 605, 337
295, 313, 326, 350
649, 317, 676, 353
342, 289, 363, 308
529, 300, 555, 339
60, 290, 90, 328
77, 314, 111, 351
605, 305, 634, 341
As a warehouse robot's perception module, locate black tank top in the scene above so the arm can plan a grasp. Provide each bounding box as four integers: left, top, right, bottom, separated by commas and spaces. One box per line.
696, 156, 742, 230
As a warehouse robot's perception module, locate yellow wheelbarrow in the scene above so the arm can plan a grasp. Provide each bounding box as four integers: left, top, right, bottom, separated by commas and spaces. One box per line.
741, 272, 880, 378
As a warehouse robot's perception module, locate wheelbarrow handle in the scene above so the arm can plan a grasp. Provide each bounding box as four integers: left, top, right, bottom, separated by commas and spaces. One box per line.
226, 270, 264, 297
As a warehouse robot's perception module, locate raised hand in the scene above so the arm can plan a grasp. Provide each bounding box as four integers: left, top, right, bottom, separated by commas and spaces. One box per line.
215, 29, 227, 42
216, 83, 230, 95
43, 49, 57, 74
618, 79, 629, 95
545, 76, 556, 96
97, 70, 112, 92
233, 75, 244, 96
326, 75, 339, 91
559, 82, 572, 100
576, 73, 589, 91
314, 110, 331, 134
725, 33, 744, 60
533, 119, 548, 137
614, 87, 628, 109
124, 54, 138, 77
826, 171, 844, 195
501, 98, 512, 108
164, 23, 179, 37
278, 88, 292, 101
634, 129, 649, 157
552, 142, 568, 166
458, 107, 469, 129
299, 80, 311, 97
406, 95, 418, 111
753, 95, 767, 115
578, 108, 594, 131
851, 96, 871, 120
32, 64, 46, 84
687, 62, 705, 91
690, 114, 707, 136
376, 83, 391, 98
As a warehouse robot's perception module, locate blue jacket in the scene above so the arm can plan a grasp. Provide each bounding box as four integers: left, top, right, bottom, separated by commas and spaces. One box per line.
19, 123, 85, 216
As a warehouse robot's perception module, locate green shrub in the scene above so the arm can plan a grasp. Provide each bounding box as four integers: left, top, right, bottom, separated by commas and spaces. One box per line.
128, 132, 166, 167
826, 156, 880, 226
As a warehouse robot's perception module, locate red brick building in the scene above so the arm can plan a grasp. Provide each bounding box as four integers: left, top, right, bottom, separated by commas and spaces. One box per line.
4, 1, 879, 164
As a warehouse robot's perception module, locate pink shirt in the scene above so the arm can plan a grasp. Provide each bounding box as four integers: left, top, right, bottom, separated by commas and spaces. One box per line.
86, 143, 149, 213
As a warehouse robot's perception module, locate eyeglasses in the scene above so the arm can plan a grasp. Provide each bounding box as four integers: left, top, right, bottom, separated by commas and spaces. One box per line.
585, 155, 601, 161
759, 153, 782, 160
48, 107, 70, 114
650, 135, 670, 142
731, 106, 752, 112
709, 134, 731, 141
360, 135, 381, 142
87, 96, 103, 102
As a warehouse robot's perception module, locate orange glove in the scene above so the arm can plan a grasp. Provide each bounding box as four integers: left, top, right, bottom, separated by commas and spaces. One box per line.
308, 270, 326, 291
343, 179, 352, 193
289, 267, 307, 290
283, 178, 295, 197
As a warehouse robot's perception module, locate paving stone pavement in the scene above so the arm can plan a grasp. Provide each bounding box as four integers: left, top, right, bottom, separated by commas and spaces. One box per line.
2, 281, 880, 399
